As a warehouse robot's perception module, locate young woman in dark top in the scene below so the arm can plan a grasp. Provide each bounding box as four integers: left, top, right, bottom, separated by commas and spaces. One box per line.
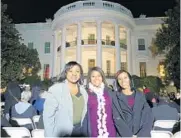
111, 70, 154, 138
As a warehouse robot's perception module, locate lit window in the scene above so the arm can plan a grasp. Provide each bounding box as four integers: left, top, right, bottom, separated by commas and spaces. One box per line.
43, 64, 50, 79
140, 62, 146, 77
158, 61, 165, 78
88, 34, 96, 44
106, 35, 110, 45
28, 42, 33, 49
121, 62, 127, 71
138, 39, 145, 50
44, 42, 50, 53
106, 60, 111, 75
88, 59, 95, 70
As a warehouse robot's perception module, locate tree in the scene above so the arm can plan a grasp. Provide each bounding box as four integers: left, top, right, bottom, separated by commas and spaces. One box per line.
1, 3, 41, 88
154, 0, 180, 88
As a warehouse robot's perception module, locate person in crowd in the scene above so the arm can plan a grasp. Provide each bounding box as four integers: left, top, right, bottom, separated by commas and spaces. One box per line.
30, 81, 41, 104
10, 90, 37, 118
160, 90, 180, 112
4, 80, 21, 121
152, 94, 179, 121
143, 85, 150, 94
10, 90, 37, 130
33, 85, 47, 115
175, 92, 180, 106
111, 70, 154, 137
82, 67, 116, 137
43, 61, 88, 137
143, 85, 156, 107
165, 80, 177, 96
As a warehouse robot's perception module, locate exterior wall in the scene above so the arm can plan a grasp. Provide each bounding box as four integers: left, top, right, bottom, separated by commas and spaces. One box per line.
15, 23, 53, 79
15, 0, 165, 83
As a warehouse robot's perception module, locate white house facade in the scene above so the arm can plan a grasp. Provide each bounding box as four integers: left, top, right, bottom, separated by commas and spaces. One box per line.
15, 0, 165, 83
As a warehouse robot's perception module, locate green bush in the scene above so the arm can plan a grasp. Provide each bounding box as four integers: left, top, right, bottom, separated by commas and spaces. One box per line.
132, 75, 141, 88
20, 75, 41, 86
41, 78, 53, 89
132, 75, 163, 94
140, 76, 163, 94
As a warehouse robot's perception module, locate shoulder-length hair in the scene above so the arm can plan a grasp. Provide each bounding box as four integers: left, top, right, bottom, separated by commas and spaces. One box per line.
58, 61, 84, 85
115, 70, 134, 92
86, 66, 108, 88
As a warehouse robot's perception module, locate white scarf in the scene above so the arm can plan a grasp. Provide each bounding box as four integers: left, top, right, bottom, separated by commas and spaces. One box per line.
89, 83, 109, 138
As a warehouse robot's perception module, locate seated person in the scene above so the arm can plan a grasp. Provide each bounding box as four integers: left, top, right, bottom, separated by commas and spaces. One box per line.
33, 87, 47, 115
152, 93, 179, 131
10, 90, 37, 129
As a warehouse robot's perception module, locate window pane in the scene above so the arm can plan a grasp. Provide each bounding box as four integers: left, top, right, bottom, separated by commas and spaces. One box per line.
43, 64, 50, 79
106, 60, 111, 75
138, 39, 145, 50
45, 42, 50, 53
138, 45, 145, 50
121, 62, 127, 71
88, 59, 95, 70
140, 62, 146, 77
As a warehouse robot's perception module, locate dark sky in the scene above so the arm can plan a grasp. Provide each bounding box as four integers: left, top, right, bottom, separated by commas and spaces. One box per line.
4, 0, 176, 23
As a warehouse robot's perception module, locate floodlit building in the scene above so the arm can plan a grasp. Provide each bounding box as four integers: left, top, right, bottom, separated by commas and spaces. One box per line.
15, 0, 165, 83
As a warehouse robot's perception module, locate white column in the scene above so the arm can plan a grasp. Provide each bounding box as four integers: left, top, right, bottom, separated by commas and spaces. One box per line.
131, 35, 136, 75
76, 23, 81, 64
61, 27, 66, 71
96, 21, 102, 68
127, 29, 132, 73
115, 24, 121, 72
51, 31, 57, 77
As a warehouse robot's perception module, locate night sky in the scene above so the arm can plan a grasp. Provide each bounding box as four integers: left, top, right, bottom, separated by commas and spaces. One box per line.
4, 0, 176, 23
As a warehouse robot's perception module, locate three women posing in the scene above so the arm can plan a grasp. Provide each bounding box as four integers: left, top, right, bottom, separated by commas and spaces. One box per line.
43, 62, 153, 137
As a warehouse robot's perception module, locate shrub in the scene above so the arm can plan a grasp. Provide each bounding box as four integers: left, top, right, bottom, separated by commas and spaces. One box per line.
20, 75, 41, 86
140, 76, 163, 94
132, 75, 141, 88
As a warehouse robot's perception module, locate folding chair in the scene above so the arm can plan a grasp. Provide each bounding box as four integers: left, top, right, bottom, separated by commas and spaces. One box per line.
31, 129, 44, 138
173, 131, 181, 138
32, 115, 41, 129
11, 117, 35, 130
153, 120, 177, 131
2, 127, 31, 138
151, 130, 173, 138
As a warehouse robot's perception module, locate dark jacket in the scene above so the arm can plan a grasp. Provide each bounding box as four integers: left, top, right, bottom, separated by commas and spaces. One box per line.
152, 102, 179, 121
10, 102, 37, 118
4, 82, 21, 114
110, 90, 154, 137
30, 86, 41, 104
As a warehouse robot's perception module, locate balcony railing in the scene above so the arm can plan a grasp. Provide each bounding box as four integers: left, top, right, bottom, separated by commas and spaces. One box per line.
81, 39, 97, 45
64, 40, 127, 49
101, 39, 115, 46
66, 41, 77, 47
54, 1, 133, 18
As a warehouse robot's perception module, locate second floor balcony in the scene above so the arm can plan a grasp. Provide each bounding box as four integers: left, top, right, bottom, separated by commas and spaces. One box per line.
64, 39, 127, 49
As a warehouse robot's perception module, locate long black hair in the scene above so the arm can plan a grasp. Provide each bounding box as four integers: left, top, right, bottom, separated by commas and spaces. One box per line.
58, 61, 84, 85
115, 70, 135, 92
86, 66, 108, 88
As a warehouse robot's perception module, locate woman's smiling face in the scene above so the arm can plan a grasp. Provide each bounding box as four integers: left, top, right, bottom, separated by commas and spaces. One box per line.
117, 72, 131, 90
66, 65, 81, 84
